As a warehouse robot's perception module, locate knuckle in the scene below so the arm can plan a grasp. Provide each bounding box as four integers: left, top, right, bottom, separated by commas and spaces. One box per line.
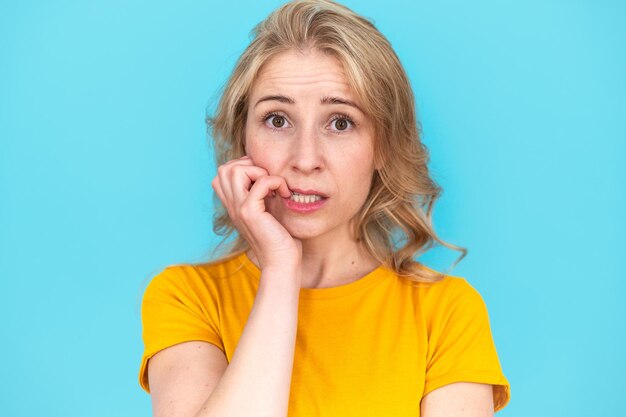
257, 176, 273, 186
239, 205, 252, 221
225, 206, 237, 220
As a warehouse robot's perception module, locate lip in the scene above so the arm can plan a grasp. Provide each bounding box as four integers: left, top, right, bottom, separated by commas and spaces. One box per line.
289, 188, 329, 198
282, 190, 329, 213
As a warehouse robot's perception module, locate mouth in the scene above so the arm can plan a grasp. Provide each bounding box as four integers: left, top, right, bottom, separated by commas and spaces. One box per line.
288, 187, 329, 199
283, 188, 329, 212
289, 191, 326, 204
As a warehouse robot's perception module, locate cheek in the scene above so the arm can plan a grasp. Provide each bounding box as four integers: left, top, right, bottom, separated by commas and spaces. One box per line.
245, 127, 278, 170
338, 157, 375, 201
247, 143, 281, 174
343, 144, 375, 175
245, 130, 296, 174
351, 155, 376, 198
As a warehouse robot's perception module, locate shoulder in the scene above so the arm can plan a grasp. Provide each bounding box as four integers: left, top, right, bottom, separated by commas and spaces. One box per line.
432, 274, 484, 303
406, 265, 483, 300
143, 251, 251, 299
401, 266, 489, 317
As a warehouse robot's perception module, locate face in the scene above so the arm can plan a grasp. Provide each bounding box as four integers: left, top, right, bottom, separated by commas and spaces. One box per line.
245, 48, 377, 242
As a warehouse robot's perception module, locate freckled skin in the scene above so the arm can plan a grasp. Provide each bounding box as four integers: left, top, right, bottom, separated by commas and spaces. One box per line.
245, 49, 377, 246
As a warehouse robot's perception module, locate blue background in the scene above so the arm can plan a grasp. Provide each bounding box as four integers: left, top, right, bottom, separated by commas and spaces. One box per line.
1, 1, 624, 416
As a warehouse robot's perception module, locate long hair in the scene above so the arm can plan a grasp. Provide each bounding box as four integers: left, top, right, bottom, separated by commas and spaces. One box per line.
206, 0, 466, 283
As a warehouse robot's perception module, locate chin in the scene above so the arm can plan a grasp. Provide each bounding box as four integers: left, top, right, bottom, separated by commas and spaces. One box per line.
283, 224, 322, 241
280, 218, 329, 241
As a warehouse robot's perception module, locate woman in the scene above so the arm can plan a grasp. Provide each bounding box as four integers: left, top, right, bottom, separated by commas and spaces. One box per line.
138, 1, 511, 416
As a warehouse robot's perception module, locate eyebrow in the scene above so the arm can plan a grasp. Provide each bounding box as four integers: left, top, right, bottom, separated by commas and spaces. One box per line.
254, 94, 363, 113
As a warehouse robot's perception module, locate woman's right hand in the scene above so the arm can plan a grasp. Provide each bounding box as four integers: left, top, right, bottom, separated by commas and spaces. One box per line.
211, 156, 302, 270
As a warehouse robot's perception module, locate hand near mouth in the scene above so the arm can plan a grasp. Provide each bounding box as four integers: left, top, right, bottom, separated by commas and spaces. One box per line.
212, 155, 302, 272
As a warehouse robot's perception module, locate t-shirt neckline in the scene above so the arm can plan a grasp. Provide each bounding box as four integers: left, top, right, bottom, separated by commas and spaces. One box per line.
238, 252, 391, 301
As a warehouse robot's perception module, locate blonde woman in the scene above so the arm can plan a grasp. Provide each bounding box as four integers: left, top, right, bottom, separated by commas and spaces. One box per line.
138, 1, 511, 416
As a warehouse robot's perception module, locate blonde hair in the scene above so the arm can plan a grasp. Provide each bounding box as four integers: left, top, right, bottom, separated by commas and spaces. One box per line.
206, 0, 467, 283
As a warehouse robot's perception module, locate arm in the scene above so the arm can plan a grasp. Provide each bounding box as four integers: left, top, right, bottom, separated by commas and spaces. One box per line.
422, 278, 511, 413
420, 382, 495, 417
148, 266, 301, 417
146, 156, 301, 417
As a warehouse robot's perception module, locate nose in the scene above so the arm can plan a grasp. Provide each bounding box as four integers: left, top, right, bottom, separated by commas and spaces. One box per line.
290, 125, 324, 174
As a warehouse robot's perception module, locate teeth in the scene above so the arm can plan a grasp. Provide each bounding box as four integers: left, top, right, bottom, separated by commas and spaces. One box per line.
290, 192, 323, 204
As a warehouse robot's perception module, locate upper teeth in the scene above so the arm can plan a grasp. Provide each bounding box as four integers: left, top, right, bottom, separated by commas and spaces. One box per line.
290, 192, 323, 203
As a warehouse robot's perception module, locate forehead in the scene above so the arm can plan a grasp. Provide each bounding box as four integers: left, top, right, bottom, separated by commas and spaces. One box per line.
250, 50, 356, 99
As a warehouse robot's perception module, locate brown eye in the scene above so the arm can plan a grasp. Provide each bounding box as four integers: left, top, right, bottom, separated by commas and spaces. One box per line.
271, 116, 285, 128
334, 118, 348, 131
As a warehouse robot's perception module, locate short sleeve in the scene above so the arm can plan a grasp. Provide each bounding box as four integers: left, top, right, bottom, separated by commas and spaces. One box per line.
138, 265, 224, 393
423, 278, 511, 412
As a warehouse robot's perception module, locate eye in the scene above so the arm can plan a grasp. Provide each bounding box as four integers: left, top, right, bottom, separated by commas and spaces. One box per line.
261, 111, 291, 131
270, 115, 286, 128
329, 113, 357, 133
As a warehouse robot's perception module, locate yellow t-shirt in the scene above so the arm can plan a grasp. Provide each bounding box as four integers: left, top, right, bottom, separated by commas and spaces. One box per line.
139, 251, 511, 415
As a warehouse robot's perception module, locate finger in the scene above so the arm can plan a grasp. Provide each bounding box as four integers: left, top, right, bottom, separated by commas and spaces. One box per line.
226, 155, 253, 165
213, 176, 242, 225
211, 176, 228, 209
217, 158, 257, 203
261, 175, 292, 199
228, 163, 269, 182
217, 164, 236, 205
276, 180, 292, 198
229, 165, 270, 205
246, 175, 292, 203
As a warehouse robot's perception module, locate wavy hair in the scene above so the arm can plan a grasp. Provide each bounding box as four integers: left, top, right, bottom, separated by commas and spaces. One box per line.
206, 0, 466, 283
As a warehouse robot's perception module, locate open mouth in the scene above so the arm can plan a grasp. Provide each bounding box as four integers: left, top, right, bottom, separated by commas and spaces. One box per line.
283, 189, 329, 212
289, 192, 325, 204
